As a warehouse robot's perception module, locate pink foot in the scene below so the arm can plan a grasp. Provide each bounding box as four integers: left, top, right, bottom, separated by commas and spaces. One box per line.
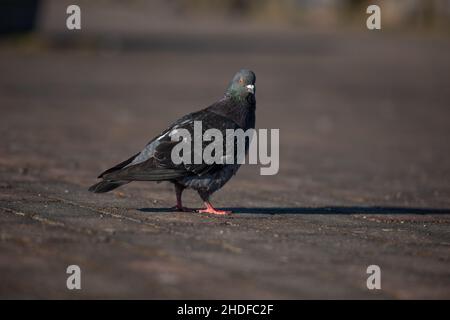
197, 203, 232, 215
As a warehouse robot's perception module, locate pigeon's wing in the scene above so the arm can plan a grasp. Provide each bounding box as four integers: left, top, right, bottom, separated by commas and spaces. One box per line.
154, 110, 242, 176
101, 108, 241, 181
97, 111, 201, 180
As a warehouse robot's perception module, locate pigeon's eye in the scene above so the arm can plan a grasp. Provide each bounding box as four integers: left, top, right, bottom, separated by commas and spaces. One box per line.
239, 78, 244, 84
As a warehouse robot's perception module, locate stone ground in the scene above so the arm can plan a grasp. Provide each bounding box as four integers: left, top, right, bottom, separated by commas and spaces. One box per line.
0, 21, 450, 298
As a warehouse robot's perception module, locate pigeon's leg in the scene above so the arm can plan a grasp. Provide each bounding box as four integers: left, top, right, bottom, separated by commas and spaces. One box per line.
196, 190, 231, 214
196, 192, 231, 215
197, 201, 231, 215
171, 183, 194, 212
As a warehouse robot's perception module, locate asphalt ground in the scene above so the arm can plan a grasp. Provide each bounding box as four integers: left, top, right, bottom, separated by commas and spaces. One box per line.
0, 26, 449, 298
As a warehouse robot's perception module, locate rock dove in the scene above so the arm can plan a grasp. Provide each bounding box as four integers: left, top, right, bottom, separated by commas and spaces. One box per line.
89, 69, 256, 215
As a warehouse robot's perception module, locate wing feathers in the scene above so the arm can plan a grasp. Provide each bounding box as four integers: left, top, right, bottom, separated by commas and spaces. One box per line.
98, 152, 139, 178
103, 168, 186, 181
91, 107, 242, 190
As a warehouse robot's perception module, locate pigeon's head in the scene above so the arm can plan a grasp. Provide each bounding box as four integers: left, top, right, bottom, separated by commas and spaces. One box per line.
226, 69, 256, 99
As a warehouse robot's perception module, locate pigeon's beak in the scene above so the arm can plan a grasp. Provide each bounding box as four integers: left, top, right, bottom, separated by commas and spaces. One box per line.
246, 84, 255, 94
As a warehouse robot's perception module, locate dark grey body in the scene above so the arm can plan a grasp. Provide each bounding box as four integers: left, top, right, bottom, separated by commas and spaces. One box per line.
89, 69, 256, 203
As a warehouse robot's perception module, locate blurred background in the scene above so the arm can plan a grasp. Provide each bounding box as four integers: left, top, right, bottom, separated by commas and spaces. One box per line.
0, 0, 450, 299
1, 0, 450, 35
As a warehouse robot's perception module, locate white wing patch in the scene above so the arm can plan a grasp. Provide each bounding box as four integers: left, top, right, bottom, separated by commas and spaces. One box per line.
126, 119, 193, 167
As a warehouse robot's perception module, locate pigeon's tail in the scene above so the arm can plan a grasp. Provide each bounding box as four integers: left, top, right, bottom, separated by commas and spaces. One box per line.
88, 180, 128, 193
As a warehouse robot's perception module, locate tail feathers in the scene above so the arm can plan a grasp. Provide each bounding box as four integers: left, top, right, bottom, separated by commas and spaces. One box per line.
88, 180, 127, 193
98, 152, 139, 178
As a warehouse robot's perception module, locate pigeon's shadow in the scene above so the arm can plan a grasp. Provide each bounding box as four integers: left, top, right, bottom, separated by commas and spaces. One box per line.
138, 206, 450, 215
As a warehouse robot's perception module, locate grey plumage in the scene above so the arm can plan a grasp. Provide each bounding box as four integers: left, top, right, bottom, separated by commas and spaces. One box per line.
89, 180, 128, 193
89, 69, 256, 213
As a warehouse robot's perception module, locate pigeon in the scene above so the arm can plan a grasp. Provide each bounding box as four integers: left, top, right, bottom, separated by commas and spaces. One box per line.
89, 69, 256, 215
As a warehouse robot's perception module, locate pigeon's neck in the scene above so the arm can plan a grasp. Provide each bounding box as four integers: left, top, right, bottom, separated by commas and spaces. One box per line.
225, 88, 243, 100
210, 95, 256, 129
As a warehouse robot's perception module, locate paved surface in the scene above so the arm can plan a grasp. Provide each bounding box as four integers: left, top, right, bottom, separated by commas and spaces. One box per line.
1, 26, 450, 298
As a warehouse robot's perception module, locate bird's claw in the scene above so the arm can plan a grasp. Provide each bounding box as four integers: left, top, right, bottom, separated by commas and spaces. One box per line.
197, 208, 232, 215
